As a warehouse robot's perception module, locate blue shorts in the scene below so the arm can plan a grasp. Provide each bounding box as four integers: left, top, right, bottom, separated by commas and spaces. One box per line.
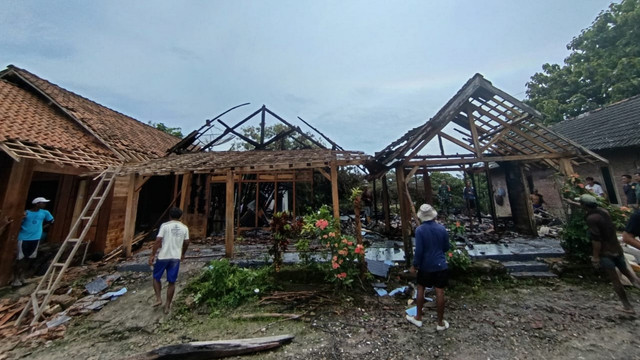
153, 259, 181, 283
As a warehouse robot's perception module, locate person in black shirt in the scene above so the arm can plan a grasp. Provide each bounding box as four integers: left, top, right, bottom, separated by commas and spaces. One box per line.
581, 194, 640, 313
621, 174, 637, 207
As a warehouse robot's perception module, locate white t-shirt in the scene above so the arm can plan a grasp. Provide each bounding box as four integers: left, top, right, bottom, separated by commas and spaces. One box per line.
586, 183, 605, 197
156, 220, 189, 260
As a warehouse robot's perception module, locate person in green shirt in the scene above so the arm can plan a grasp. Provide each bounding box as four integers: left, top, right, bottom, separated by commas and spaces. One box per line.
437, 180, 451, 216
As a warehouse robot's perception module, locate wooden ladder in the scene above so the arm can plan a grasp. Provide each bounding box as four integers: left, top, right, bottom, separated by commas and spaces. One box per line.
16, 167, 120, 327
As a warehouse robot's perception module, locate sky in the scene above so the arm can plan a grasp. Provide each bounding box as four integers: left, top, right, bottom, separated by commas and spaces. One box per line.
0, 1, 615, 155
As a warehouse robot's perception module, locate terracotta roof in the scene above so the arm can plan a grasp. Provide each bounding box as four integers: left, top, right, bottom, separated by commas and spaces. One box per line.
0, 79, 120, 169
552, 95, 640, 151
1, 65, 180, 162
119, 149, 370, 175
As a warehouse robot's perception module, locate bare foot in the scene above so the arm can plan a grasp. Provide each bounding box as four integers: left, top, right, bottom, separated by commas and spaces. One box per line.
164, 305, 170, 314
153, 300, 162, 307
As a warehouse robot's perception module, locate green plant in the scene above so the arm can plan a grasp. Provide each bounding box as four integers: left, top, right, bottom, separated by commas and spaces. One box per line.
301, 205, 365, 287
447, 220, 465, 236
446, 239, 471, 271
269, 212, 302, 272
185, 259, 274, 312
559, 173, 632, 262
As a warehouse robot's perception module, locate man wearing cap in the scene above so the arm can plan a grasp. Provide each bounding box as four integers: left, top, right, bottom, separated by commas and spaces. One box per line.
12, 197, 54, 286
407, 204, 450, 330
581, 194, 640, 313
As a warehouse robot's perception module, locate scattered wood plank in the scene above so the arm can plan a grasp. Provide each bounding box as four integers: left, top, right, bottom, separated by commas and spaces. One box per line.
123, 334, 294, 360
231, 313, 301, 320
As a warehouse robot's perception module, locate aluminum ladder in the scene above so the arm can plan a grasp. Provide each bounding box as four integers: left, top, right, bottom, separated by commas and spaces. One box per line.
16, 167, 120, 326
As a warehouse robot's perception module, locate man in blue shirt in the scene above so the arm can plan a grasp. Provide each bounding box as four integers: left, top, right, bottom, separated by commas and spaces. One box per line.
407, 204, 450, 331
12, 197, 54, 287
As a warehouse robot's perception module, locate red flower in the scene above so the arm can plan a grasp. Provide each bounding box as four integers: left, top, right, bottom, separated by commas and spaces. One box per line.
448, 252, 453, 257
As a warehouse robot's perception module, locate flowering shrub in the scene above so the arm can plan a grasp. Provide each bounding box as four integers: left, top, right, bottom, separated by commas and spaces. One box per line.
560, 173, 632, 262
301, 205, 364, 287
448, 221, 465, 236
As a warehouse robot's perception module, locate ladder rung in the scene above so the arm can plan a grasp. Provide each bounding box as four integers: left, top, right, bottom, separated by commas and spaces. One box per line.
68, 238, 81, 243
52, 262, 66, 267
81, 216, 91, 220
37, 290, 50, 295
92, 196, 103, 200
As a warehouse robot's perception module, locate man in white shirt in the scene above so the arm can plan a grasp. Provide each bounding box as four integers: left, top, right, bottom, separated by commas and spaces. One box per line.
148, 207, 189, 314
585, 177, 605, 197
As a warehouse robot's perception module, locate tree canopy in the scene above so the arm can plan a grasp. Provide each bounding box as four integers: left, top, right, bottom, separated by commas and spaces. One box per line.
526, 0, 640, 124
148, 121, 184, 138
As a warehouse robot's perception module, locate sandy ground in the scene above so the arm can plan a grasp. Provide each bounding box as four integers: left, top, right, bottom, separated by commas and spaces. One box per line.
3, 260, 640, 360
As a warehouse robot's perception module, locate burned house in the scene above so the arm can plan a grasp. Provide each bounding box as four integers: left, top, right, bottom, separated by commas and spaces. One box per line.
0, 65, 180, 285
367, 74, 606, 260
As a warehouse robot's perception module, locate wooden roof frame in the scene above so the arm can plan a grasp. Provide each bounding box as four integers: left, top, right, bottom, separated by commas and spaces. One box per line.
369, 73, 607, 177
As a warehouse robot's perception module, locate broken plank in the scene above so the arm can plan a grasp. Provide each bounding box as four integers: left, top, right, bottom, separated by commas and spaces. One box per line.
231, 313, 302, 320
123, 334, 295, 360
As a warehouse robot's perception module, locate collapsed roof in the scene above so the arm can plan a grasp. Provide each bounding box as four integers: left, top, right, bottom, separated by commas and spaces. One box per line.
368, 74, 607, 177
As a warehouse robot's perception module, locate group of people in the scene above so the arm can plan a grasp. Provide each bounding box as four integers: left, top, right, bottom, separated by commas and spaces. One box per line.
13, 196, 190, 314
436, 179, 476, 217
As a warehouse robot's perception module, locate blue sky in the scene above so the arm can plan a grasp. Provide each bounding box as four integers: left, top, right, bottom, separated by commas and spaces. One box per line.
0, 1, 614, 154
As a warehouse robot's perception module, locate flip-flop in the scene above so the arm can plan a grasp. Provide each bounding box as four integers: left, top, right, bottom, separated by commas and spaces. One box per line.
406, 315, 422, 327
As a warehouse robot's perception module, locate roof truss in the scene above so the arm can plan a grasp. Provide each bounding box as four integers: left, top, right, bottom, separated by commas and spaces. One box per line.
370, 74, 607, 176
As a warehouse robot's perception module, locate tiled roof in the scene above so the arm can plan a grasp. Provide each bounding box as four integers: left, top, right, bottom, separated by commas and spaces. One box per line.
0, 79, 120, 169
552, 95, 640, 151
1, 65, 180, 162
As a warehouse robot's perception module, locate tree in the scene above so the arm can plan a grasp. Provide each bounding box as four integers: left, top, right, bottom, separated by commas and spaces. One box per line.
229, 124, 325, 150
149, 121, 184, 138
526, 0, 640, 124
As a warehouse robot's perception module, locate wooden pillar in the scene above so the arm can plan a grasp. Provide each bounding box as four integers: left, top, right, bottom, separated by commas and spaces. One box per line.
179, 173, 191, 211
372, 179, 378, 219
381, 174, 391, 233
0, 159, 34, 285
558, 158, 575, 177
330, 162, 340, 222
70, 179, 88, 237
396, 166, 413, 265
225, 170, 235, 257
122, 174, 141, 257
422, 170, 433, 204
503, 162, 536, 236
485, 166, 498, 231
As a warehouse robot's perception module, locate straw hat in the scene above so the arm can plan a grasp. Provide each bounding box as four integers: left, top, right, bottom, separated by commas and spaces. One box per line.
417, 204, 437, 222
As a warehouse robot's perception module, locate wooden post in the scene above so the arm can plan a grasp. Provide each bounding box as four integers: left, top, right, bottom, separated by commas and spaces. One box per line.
558, 158, 575, 177
422, 170, 433, 204
179, 173, 191, 211
330, 162, 340, 223
70, 180, 88, 237
381, 174, 391, 233
396, 166, 413, 265
225, 170, 235, 257
122, 174, 141, 257
0, 159, 34, 285
503, 162, 536, 236
485, 166, 498, 231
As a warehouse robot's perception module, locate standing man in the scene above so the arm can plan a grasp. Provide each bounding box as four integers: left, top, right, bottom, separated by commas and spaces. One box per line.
407, 204, 450, 331
148, 207, 189, 314
13, 197, 54, 287
581, 194, 640, 313
437, 180, 451, 217
621, 175, 637, 207
585, 177, 605, 197
463, 180, 476, 217
633, 171, 640, 206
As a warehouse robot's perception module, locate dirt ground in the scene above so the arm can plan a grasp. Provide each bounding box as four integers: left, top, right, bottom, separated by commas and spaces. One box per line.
3, 260, 640, 360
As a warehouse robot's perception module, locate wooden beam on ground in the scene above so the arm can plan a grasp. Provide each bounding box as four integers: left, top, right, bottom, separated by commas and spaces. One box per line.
225, 170, 235, 257
124, 334, 295, 360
